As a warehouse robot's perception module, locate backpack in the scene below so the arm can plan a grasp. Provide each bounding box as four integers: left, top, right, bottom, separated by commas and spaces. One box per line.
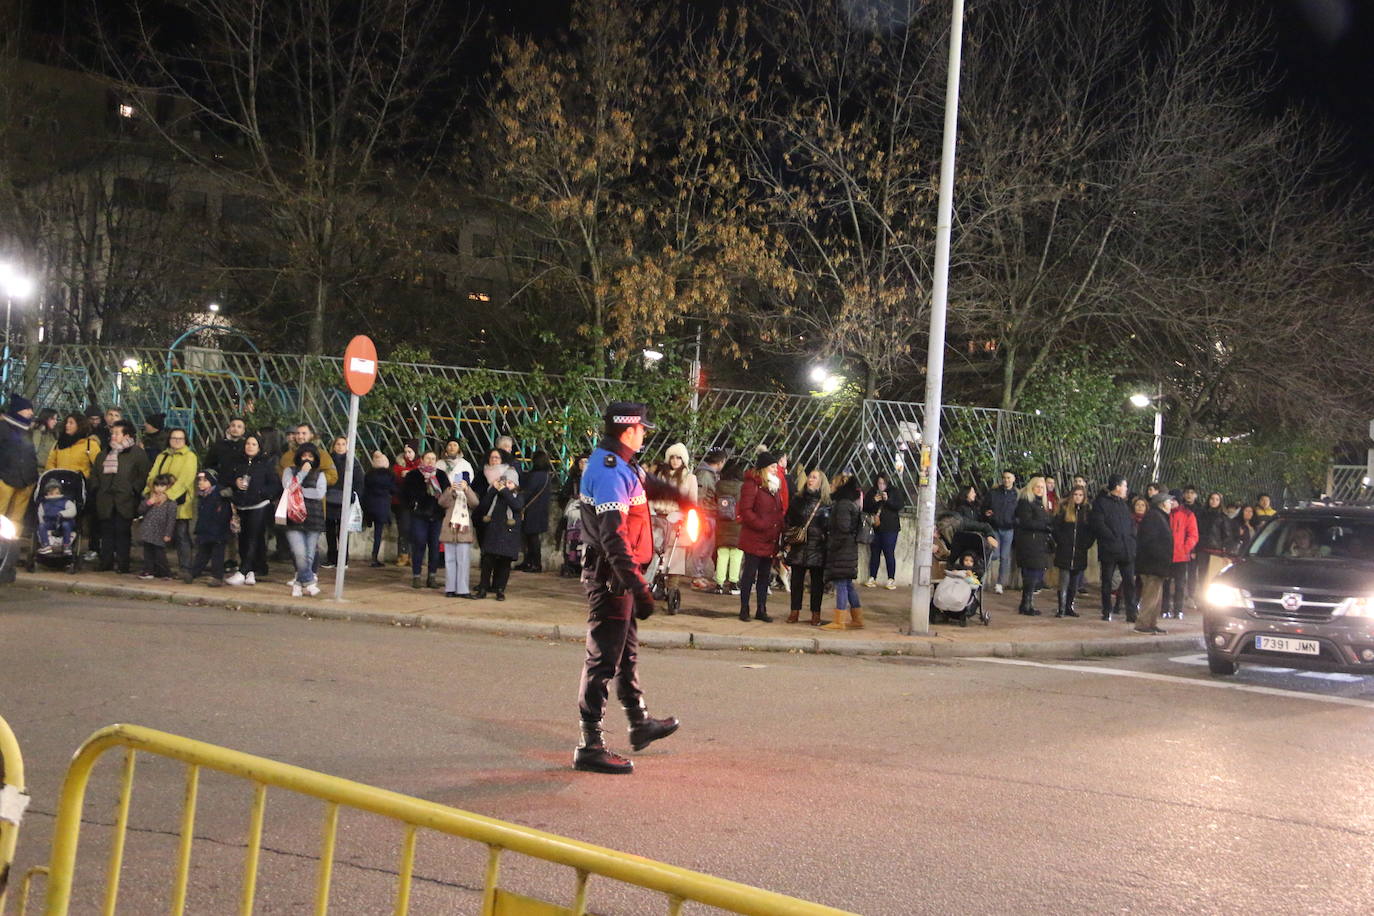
717, 493, 737, 521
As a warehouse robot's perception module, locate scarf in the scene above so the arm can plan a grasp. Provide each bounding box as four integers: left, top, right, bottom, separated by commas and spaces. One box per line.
102, 438, 130, 474
483, 462, 507, 487
448, 484, 471, 531
419, 465, 443, 497
762, 469, 780, 495
56, 430, 89, 450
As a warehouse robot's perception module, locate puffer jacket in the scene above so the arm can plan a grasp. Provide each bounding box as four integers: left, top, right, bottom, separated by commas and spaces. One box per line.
1090, 493, 1136, 562
714, 479, 743, 548
1013, 497, 1054, 570
737, 474, 785, 558
227, 454, 282, 510
193, 486, 234, 544
477, 484, 525, 558
46, 433, 102, 477
282, 467, 327, 532
1170, 504, 1199, 563
145, 446, 200, 520
1052, 509, 1093, 571
824, 484, 863, 581
1, 419, 39, 489
784, 489, 830, 569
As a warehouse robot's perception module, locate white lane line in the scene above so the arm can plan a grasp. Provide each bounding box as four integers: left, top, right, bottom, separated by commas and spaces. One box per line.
1169, 653, 1365, 682
970, 657, 1374, 709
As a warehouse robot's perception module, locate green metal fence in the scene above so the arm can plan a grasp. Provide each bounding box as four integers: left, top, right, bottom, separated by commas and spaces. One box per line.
5, 342, 1291, 503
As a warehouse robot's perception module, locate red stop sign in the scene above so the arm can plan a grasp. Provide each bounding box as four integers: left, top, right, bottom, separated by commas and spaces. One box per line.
342, 336, 378, 396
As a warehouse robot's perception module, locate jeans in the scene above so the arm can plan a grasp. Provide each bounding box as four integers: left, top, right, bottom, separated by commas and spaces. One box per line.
834, 578, 861, 610
790, 565, 824, 614
99, 513, 134, 571
43, 517, 76, 548
867, 530, 899, 580
715, 547, 743, 585
1056, 567, 1086, 609
444, 542, 471, 593
173, 518, 193, 571
993, 529, 1016, 587
738, 552, 771, 614
237, 505, 271, 577
285, 528, 320, 585
1099, 558, 1136, 616
409, 515, 441, 575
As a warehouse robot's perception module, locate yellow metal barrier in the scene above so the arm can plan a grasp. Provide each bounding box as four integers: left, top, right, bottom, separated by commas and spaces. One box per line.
0, 714, 30, 914
39, 724, 855, 916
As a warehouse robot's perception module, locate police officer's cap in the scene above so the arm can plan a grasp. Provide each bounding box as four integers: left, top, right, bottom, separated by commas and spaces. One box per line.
604, 401, 656, 430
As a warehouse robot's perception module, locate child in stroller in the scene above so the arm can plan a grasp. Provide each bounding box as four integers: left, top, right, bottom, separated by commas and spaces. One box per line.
932, 530, 991, 626
38, 480, 78, 555
558, 497, 585, 577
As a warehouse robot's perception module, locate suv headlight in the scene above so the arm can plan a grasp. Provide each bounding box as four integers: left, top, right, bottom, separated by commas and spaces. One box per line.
0, 515, 15, 540
1333, 597, 1374, 618
1205, 582, 1253, 610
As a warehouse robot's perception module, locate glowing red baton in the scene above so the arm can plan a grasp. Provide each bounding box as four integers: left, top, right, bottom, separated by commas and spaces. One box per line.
682, 507, 701, 546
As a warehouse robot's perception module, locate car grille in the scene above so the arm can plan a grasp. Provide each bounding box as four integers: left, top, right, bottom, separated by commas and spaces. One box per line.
1248, 588, 1342, 622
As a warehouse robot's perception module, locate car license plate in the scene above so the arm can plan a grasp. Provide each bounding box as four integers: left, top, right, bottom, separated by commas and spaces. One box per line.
1255, 635, 1320, 655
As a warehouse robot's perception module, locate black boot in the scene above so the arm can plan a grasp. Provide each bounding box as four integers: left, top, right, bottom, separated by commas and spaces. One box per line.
625, 701, 680, 752
573, 721, 633, 774
426, 572, 438, 589
1054, 590, 1065, 618
1018, 588, 1040, 616
1064, 592, 1080, 617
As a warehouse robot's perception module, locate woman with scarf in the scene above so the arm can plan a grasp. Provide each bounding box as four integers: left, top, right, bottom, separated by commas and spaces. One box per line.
390, 440, 420, 568
475, 465, 525, 600
649, 442, 698, 604
437, 471, 480, 597
46, 412, 102, 476
785, 468, 831, 625
282, 443, 327, 597
402, 450, 450, 589
226, 434, 280, 586
516, 450, 557, 572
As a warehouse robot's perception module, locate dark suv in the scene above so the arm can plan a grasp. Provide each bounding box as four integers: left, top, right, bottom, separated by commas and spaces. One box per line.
1203, 507, 1374, 676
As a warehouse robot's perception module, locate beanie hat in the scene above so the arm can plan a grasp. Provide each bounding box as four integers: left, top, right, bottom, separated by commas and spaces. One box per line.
84, 404, 103, 418
145, 412, 166, 431
754, 450, 779, 470
4, 393, 33, 429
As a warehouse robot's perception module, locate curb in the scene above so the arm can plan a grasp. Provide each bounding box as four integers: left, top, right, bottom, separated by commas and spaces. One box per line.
10, 578, 1203, 660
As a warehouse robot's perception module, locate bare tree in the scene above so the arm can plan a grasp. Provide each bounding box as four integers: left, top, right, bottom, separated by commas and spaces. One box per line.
101, 0, 471, 353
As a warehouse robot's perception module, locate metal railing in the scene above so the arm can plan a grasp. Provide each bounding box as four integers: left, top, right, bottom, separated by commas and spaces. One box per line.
26, 722, 854, 915
5, 342, 1290, 503
0, 715, 29, 915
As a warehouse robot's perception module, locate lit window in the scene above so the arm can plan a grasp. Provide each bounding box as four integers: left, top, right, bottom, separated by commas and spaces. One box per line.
467, 291, 491, 302
118, 103, 136, 119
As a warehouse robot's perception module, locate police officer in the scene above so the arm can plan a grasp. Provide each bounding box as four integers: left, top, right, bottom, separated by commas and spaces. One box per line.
574, 402, 686, 774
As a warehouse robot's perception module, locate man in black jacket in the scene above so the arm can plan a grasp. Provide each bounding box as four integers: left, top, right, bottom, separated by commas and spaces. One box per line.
984, 470, 1019, 594
92, 420, 152, 573
203, 417, 248, 476
1090, 474, 1137, 622
1134, 492, 1176, 634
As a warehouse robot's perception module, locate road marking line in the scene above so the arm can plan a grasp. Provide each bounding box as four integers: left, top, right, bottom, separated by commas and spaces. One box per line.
970, 657, 1374, 709
1169, 653, 1366, 682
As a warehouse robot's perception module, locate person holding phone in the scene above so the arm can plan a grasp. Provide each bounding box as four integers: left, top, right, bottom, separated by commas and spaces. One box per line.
438, 471, 480, 597
282, 443, 327, 597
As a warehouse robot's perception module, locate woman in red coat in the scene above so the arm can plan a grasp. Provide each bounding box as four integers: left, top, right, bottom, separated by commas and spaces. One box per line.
737, 451, 786, 623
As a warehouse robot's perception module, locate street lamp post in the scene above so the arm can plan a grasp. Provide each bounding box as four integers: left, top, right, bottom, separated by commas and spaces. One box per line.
1130, 386, 1164, 482
0, 264, 36, 390
909, 0, 968, 635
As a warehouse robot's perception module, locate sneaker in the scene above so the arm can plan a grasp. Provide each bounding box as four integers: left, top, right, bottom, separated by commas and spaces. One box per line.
369, 560, 385, 568
138, 572, 156, 580
83, 550, 99, 562
321, 561, 336, 569
863, 578, 877, 588
225, 571, 246, 586
291, 583, 303, 598
729, 586, 741, 596
993, 584, 1004, 594
304, 582, 320, 597
287, 578, 298, 587
885, 579, 897, 590
244, 572, 256, 586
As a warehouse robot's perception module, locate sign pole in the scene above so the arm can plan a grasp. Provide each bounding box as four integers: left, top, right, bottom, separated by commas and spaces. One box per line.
333, 391, 360, 600
334, 334, 378, 601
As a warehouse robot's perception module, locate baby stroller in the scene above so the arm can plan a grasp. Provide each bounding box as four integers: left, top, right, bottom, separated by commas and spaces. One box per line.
932, 529, 990, 627
27, 468, 88, 574
649, 512, 682, 615
558, 498, 585, 578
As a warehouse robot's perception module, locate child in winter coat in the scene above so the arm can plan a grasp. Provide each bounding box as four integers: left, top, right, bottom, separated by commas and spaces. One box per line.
137, 474, 178, 578
187, 470, 234, 586
38, 481, 77, 554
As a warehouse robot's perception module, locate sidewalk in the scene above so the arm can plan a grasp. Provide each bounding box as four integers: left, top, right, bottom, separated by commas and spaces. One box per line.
10, 564, 1204, 659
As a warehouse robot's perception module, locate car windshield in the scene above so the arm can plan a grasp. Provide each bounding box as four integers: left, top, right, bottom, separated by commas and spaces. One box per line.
1249, 518, 1374, 564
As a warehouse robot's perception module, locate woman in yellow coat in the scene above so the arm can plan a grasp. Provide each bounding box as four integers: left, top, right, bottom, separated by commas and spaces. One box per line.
144, 427, 199, 572
45, 413, 103, 478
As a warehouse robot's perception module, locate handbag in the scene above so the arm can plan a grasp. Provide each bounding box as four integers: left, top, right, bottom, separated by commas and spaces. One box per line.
858, 512, 875, 545
784, 498, 822, 547
286, 480, 307, 523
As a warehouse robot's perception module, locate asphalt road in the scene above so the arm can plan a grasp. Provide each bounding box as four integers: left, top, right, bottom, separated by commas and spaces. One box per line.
4, 589, 1374, 915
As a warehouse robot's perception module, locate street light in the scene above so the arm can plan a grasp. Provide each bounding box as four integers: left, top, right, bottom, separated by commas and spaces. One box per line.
809, 365, 829, 384
1130, 387, 1164, 482
642, 348, 664, 362
0, 262, 36, 389
207, 302, 221, 313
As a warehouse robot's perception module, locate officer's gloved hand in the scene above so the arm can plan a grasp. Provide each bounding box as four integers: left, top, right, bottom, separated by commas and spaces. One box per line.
633, 584, 657, 620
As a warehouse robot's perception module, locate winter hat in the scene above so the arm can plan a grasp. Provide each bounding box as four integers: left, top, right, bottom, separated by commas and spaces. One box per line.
1150, 491, 1175, 507
198, 468, 219, 484
145, 412, 166, 431
501, 467, 520, 486
84, 404, 103, 419
754, 450, 779, 470
665, 442, 690, 465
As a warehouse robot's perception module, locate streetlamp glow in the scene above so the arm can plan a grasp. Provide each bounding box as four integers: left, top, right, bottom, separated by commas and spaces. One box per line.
820, 374, 845, 395
0, 262, 35, 388
207, 302, 221, 313
122, 358, 141, 372
1, 274, 34, 301
1129, 392, 1152, 408
642, 348, 664, 362
809, 365, 829, 384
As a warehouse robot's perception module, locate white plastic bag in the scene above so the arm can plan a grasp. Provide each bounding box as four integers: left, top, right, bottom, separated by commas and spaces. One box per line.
347, 492, 363, 533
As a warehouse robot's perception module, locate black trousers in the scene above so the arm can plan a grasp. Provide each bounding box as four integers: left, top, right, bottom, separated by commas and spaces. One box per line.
1100, 558, 1136, 615
522, 533, 543, 570
237, 506, 271, 577
479, 553, 513, 592
325, 500, 342, 565
1162, 560, 1190, 614
98, 513, 133, 571
190, 541, 226, 580
738, 552, 771, 614
141, 544, 171, 578
790, 565, 824, 614
577, 578, 642, 723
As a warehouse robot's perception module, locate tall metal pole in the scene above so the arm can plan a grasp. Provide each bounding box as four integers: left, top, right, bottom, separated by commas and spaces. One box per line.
690, 323, 702, 413
332, 392, 361, 600
1151, 383, 1163, 484
2, 297, 11, 389
909, 0, 967, 635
